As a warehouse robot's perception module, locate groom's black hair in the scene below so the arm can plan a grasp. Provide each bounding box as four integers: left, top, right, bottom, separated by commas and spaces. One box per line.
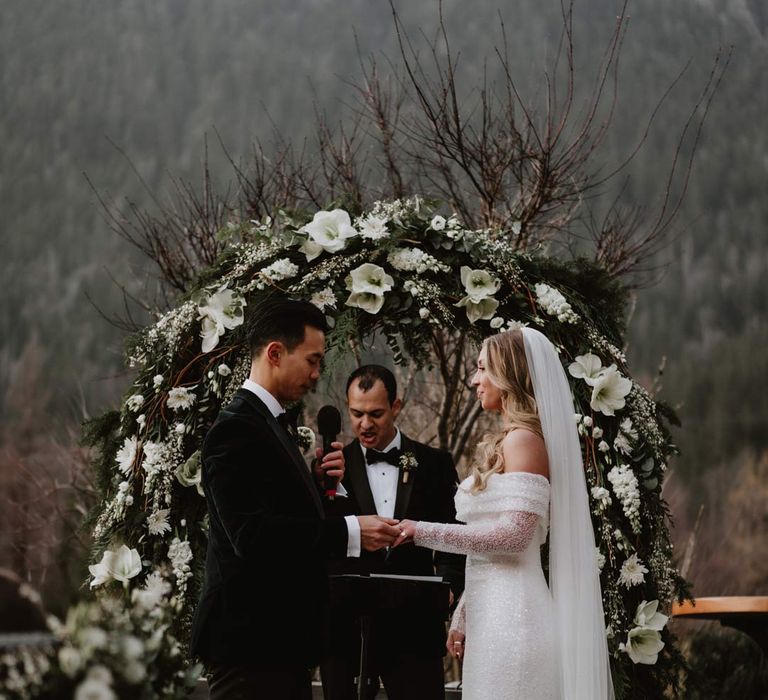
346, 365, 398, 405
248, 294, 328, 356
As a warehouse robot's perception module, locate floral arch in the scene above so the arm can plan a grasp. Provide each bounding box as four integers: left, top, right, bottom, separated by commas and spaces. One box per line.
3, 197, 686, 698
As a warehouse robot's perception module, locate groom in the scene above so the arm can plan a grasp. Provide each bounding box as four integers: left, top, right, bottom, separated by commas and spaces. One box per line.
320, 365, 465, 700
190, 297, 402, 700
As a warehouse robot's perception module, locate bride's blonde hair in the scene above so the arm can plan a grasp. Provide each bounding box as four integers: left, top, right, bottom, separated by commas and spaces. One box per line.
469, 330, 542, 493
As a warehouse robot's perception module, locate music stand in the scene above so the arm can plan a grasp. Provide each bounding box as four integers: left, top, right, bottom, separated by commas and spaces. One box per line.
329, 574, 451, 700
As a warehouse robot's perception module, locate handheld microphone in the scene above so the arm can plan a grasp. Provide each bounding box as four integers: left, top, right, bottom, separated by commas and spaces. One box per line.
317, 405, 342, 500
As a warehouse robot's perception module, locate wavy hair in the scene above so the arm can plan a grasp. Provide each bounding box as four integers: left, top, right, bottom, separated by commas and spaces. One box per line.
469, 330, 542, 493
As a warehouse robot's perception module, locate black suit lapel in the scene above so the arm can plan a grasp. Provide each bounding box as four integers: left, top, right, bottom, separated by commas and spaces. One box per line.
345, 440, 378, 515
235, 389, 323, 517
393, 433, 417, 520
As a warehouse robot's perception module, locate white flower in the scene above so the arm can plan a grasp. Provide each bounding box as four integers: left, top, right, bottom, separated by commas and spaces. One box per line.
596, 549, 606, 572
568, 353, 603, 381
58, 646, 83, 677
345, 263, 394, 315
299, 238, 324, 261
74, 676, 116, 700
618, 553, 648, 587
147, 508, 171, 536
78, 628, 108, 656
197, 285, 246, 353
591, 486, 612, 507
174, 422, 186, 435
459, 266, 500, 300
490, 316, 505, 329
136, 414, 146, 428
598, 440, 610, 453
297, 426, 316, 454
620, 626, 665, 665
258, 258, 299, 285
608, 464, 642, 533
582, 416, 593, 428
105, 545, 142, 587
456, 295, 499, 323
534, 283, 579, 323
123, 661, 146, 684
358, 214, 389, 240
115, 436, 138, 475
310, 287, 337, 311
152, 374, 164, 388
126, 394, 144, 412
168, 538, 193, 572
167, 386, 196, 411
176, 450, 204, 497
299, 209, 358, 255
633, 600, 669, 631
505, 319, 529, 331
85, 666, 112, 685
121, 635, 144, 662
131, 571, 171, 611
387, 247, 448, 274
88, 550, 115, 589
419, 307, 430, 319
430, 215, 446, 231
588, 365, 632, 416
614, 417, 638, 455
217, 364, 231, 377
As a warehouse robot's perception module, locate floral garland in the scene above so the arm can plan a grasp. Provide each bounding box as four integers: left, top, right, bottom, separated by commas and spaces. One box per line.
0, 197, 687, 699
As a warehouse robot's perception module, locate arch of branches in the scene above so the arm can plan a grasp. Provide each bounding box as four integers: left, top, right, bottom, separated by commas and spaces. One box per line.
3, 198, 686, 699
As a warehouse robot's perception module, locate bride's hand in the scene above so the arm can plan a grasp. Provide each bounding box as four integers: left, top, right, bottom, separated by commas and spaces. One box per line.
447, 628, 466, 659
393, 519, 417, 546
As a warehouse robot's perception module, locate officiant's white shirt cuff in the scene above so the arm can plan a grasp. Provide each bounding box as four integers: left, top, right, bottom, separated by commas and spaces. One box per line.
345, 515, 361, 557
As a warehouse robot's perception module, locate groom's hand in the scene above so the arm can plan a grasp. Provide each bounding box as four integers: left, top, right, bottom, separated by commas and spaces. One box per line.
313, 441, 345, 484
358, 516, 401, 552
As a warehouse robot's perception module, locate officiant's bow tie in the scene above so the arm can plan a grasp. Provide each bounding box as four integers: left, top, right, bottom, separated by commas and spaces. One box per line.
365, 447, 401, 467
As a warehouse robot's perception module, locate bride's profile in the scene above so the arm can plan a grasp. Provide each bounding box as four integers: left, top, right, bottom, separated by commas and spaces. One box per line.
396, 327, 614, 699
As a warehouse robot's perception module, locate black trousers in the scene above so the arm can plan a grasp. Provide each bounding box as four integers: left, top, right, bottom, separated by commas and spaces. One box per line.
208, 663, 313, 700
320, 651, 445, 700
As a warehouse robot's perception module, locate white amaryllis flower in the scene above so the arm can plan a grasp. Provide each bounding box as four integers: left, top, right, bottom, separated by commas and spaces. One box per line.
88, 550, 115, 589
167, 386, 196, 411
146, 508, 171, 536
620, 626, 665, 665
115, 436, 138, 475
197, 285, 246, 353
299, 209, 358, 256
568, 353, 603, 381
618, 553, 648, 587
105, 545, 142, 587
455, 266, 501, 323
633, 600, 669, 631
345, 263, 394, 315
358, 214, 389, 240
587, 365, 632, 415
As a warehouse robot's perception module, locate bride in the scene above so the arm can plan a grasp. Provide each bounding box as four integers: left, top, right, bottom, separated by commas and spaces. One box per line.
396, 328, 614, 699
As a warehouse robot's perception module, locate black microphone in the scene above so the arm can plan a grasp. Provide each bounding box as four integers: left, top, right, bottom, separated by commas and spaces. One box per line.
317, 405, 342, 500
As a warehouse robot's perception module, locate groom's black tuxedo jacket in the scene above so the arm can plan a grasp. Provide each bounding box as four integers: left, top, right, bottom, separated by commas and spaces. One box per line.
326, 435, 465, 657
190, 389, 348, 669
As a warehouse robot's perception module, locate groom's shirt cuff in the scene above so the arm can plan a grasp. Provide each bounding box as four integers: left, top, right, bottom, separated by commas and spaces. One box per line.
344, 515, 361, 557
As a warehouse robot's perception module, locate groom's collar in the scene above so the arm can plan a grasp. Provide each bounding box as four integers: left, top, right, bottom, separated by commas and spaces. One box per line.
359, 429, 402, 458
242, 379, 283, 418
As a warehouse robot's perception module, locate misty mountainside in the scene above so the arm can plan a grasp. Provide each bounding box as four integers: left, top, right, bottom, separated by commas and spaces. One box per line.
1, 0, 766, 485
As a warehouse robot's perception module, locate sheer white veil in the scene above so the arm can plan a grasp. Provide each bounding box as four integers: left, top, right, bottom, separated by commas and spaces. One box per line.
522, 327, 614, 700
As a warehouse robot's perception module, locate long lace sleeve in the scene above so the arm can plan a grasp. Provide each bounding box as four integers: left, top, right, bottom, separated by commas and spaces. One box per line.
413, 510, 541, 555
449, 592, 466, 634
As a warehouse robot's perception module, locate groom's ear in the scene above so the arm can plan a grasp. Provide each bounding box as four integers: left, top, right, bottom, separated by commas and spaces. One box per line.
391, 397, 402, 419
265, 341, 284, 367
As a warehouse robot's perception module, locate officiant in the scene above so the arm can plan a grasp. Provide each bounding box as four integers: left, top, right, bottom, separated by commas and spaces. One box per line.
320, 365, 465, 700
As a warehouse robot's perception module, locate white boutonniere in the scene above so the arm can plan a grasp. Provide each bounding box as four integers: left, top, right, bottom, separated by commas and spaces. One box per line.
297, 426, 316, 454
399, 452, 418, 484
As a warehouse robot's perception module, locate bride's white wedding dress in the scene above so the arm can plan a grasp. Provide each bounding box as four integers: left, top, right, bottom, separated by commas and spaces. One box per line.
414, 471, 556, 700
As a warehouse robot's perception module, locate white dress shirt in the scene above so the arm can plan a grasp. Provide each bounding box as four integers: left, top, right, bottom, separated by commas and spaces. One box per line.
241, 380, 359, 557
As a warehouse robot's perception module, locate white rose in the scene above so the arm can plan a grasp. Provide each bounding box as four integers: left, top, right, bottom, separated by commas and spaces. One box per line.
430, 215, 446, 231
299, 209, 358, 254
419, 307, 430, 319
490, 316, 505, 329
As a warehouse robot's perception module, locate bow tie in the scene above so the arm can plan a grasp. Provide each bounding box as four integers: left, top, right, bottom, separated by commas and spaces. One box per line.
276, 406, 301, 442
365, 447, 401, 467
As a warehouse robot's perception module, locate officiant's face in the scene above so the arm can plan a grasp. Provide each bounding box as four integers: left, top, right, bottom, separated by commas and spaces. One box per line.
347, 379, 401, 450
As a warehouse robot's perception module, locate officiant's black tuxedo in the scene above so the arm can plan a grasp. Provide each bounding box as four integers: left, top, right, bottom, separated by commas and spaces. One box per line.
321, 435, 464, 700
190, 388, 348, 673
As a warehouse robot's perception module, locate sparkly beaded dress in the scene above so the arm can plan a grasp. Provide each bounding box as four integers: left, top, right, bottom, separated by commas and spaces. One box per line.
414, 471, 555, 700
